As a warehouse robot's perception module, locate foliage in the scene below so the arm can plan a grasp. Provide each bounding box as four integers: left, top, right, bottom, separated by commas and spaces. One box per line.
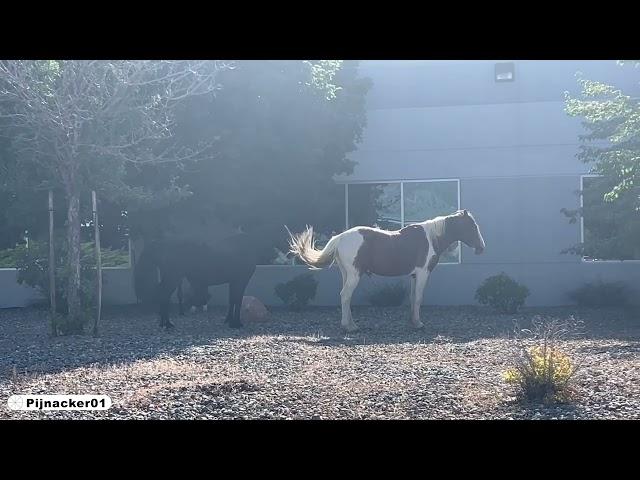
0, 242, 128, 268
504, 317, 582, 404
562, 63, 640, 260
475, 272, 530, 314
367, 282, 407, 306
274, 273, 318, 310
561, 175, 640, 260
144, 60, 372, 262
564, 65, 640, 206
14, 239, 105, 334
504, 346, 577, 404
567, 280, 629, 307
0, 60, 371, 319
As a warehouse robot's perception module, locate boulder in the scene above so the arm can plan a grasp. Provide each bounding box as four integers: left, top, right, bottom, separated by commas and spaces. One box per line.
240, 296, 269, 322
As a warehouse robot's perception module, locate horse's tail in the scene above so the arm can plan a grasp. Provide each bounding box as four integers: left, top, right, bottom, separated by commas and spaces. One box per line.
134, 242, 160, 306
287, 225, 341, 270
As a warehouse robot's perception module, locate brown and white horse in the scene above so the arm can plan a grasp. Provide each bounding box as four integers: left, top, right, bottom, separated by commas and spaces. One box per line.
288, 210, 485, 332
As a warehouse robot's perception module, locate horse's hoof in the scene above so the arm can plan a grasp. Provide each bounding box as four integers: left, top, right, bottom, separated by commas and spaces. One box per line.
412, 322, 425, 330
229, 322, 243, 329
164, 323, 176, 331
343, 325, 359, 333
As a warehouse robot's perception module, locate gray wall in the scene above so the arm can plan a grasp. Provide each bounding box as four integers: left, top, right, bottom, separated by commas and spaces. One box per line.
2, 261, 638, 309
0, 267, 137, 309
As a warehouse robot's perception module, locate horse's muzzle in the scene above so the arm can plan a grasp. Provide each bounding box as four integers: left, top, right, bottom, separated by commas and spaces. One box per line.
475, 247, 484, 255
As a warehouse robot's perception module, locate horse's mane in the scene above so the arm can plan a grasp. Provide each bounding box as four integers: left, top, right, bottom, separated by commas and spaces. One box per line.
425, 215, 448, 238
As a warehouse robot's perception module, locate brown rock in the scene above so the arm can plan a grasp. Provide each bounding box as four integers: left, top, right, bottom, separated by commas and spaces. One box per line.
240, 296, 269, 322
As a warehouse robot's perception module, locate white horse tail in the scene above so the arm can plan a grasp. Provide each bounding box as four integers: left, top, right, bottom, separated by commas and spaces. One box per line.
287, 225, 340, 270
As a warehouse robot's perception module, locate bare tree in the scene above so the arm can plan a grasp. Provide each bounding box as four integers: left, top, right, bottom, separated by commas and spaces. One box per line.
0, 60, 228, 331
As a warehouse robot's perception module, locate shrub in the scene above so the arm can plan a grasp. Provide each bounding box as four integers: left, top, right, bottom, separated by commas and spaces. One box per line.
0, 242, 128, 268
367, 282, 407, 306
475, 272, 530, 314
504, 317, 581, 404
0, 244, 28, 268
275, 273, 318, 310
568, 280, 629, 307
15, 239, 104, 334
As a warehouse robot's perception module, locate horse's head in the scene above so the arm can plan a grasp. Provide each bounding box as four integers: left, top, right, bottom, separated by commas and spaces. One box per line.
446, 210, 485, 254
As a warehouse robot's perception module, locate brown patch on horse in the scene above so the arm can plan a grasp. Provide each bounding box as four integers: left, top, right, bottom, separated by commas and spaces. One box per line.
353, 225, 429, 277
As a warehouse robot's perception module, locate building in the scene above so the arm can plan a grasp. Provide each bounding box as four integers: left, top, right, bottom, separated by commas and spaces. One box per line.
2, 60, 638, 308
327, 60, 640, 306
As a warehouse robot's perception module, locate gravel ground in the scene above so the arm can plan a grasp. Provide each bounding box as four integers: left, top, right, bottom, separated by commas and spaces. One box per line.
0, 304, 638, 419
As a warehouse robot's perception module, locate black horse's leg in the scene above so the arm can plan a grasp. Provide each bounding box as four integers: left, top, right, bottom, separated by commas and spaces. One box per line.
177, 279, 184, 316
157, 277, 180, 331
197, 284, 210, 313
225, 285, 234, 324
229, 276, 250, 329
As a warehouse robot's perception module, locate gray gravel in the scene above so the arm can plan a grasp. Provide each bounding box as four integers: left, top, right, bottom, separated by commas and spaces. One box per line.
0, 304, 638, 419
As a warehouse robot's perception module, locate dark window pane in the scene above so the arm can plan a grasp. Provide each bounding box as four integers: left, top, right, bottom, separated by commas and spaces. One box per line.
348, 183, 401, 230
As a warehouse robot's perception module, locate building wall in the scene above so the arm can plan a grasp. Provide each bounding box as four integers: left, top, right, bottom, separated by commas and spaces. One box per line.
2, 260, 639, 310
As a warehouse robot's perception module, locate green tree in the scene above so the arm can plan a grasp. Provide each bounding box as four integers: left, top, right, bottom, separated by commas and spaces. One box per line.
130, 60, 372, 262
0, 60, 226, 332
562, 62, 640, 260
565, 61, 640, 205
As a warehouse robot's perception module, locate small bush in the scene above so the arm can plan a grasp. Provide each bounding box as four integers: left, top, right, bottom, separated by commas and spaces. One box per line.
0, 244, 29, 268
504, 346, 577, 404
504, 318, 581, 404
475, 272, 530, 314
0, 242, 128, 268
568, 280, 629, 307
367, 282, 407, 306
275, 273, 318, 310
15, 239, 103, 334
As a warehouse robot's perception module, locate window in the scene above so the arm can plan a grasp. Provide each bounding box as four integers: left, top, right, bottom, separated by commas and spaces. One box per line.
580, 175, 640, 261
346, 179, 461, 263
347, 182, 401, 231
403, 180, 460, 263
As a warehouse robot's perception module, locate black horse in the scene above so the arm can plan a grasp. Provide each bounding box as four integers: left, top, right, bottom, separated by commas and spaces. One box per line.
134, 233, 258, 330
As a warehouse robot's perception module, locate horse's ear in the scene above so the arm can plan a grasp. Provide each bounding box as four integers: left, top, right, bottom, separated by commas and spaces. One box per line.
463, 209, 469, 216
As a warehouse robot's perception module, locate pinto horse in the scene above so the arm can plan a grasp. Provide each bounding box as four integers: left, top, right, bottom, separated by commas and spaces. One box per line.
288, 210, 485, 331
135, 233, 257, 330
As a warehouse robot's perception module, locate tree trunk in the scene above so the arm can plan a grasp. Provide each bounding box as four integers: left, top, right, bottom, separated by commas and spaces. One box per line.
48, 190, 57, 336
65, 187, 83, 334
92, 191, 102, 337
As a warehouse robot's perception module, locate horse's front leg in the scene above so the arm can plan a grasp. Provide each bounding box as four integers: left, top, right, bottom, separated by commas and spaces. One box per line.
410, 273, 416, 312
340, 274, 361, 332
410, 270, 430, 329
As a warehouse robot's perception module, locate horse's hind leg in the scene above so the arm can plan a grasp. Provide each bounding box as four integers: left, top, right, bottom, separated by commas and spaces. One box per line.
157, 277, 180, 331
177, 279, 184, 316
228, 276, 250, 329
339, 262, 361, 332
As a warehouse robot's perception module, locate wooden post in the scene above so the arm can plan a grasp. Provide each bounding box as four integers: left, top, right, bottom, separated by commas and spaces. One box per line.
92, 191, 102, 337
48, 190, 57, 337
